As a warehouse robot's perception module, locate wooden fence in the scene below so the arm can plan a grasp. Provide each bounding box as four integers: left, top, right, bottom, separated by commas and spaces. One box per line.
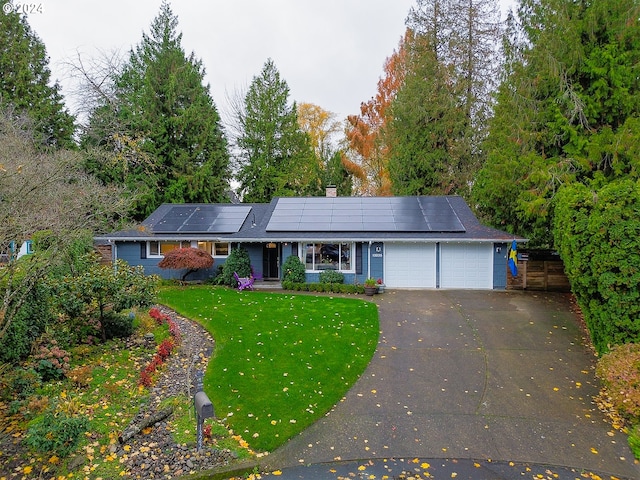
507, 254, 571, 292
96, 244, 113, 265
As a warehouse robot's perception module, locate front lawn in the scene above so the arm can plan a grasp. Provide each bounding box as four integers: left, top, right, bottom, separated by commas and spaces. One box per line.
157, 286, 379, 452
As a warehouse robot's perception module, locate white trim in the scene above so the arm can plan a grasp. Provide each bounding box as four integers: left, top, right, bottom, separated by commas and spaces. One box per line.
300, 241, 356, 273
145, 240, 230, 258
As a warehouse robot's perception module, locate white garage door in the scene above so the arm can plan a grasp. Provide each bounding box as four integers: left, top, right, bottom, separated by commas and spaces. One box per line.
440, 243, 493, 289
384, 243, 436, 288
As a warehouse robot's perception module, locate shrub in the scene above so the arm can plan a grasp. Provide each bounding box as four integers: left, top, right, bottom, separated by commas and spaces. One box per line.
0, 281, 53, 364
218, 248, 251, 287
282, 255, 306, 283
138, 316, 180, 387
32, 339, 71, 381
596, 343, 640, 420
68, 365, 93, 387
0, 367, 41, 402
554, 180, 640, 354
25, 411, 89, 457
149, 307, 166, 324
319, 270, 344, 284
629, 424, 640, 459
51, 259, 157, 343
101, 311, 135, 339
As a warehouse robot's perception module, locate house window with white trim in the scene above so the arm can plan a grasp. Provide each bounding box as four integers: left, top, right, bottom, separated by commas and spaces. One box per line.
197, 241, 230, 257
147, 241, 191, 257
303, 242, 353, 272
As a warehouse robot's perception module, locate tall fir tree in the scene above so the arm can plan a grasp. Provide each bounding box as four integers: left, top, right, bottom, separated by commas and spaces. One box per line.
387, 0, 501, 197
235, 59, 317, 202
0, 1, 75, 147
472, 0, 640, 247
82, 1, 230, 219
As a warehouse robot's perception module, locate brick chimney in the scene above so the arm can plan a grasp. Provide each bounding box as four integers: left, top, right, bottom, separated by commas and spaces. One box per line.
325, 185, 337, 197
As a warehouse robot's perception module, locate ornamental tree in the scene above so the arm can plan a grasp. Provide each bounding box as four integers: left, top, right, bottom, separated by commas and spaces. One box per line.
158, 247, 214, 281
51, 259, 157, 343
0, 108, 130, 342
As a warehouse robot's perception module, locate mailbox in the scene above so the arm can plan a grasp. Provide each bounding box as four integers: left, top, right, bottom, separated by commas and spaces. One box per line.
195, 391, 214, 419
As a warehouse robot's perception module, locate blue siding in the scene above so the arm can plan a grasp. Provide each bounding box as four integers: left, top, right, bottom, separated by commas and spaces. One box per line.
493, 242, 508, 289
368, 242, 384, 282
116, 240, 505, 289
241, 244, 262, 275
116, 242, 220, 281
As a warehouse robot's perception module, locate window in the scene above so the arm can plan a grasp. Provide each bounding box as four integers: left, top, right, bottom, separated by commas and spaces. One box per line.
147, 241, 190, 258
303, 242, 353, 272
196, 241, 230, 257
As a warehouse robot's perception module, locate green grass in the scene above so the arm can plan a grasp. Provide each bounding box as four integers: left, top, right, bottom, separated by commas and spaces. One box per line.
157, 286, 379, 452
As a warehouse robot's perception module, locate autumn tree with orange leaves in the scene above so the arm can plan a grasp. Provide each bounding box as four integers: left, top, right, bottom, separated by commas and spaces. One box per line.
297, 103, 352, 196
344, 29, 410, 196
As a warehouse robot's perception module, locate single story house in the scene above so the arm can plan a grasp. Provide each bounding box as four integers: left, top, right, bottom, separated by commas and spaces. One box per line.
96, 194, 524, 290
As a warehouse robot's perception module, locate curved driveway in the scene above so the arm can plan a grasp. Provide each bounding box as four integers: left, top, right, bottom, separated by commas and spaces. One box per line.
264, 290, 640, 479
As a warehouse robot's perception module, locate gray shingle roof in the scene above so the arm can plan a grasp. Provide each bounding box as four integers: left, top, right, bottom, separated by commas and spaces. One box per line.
97, 196, 523, 243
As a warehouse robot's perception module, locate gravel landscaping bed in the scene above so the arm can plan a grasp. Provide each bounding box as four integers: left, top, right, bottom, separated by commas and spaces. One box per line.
113, 306, 239, 478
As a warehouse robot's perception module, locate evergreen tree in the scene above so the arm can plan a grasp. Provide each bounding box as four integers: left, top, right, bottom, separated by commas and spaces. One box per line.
0, 1, 75, 147
387, 33, 462, 195
387, 0, 501, 196
472, 0, 640, 247
82, 1, 230, 218
235, 59, 317, 202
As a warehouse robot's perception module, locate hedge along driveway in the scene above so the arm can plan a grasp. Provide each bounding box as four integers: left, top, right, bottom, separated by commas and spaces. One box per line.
157, 286, 379, 452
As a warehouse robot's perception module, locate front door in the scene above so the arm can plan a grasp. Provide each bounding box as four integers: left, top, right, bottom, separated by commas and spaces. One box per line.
262, 243, 279, 280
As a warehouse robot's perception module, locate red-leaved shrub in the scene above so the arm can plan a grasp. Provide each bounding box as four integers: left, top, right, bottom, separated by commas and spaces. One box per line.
139, 309, 182, 386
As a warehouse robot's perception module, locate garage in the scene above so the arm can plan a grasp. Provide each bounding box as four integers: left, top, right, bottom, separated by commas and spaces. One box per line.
384, 243, 436, 288
440, 242, 493, 289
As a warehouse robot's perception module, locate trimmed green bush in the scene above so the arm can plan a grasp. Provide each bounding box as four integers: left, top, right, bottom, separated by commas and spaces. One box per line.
218, 247, 251, 287
554, 179, 640, 354
319, 270, 344, 284
101, 311, 135, 339
282, 255, 306, 283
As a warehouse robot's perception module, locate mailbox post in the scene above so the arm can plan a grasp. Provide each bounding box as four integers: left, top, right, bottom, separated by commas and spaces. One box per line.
194, 391, 214, 451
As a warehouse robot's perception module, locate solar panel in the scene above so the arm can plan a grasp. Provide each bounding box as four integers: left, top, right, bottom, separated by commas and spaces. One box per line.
418, 197, 465, 232
153, 205, 252, 233
266, 197, 465, 232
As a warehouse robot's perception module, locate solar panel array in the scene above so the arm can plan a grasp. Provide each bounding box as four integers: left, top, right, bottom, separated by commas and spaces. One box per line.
266, 197, 465, 232
152, 205, 252, 233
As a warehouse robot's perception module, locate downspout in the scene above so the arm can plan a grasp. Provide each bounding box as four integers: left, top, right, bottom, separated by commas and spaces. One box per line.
367, 241, 372, 280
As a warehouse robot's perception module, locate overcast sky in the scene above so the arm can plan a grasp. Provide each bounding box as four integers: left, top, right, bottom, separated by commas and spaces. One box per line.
25, 0, 514, 125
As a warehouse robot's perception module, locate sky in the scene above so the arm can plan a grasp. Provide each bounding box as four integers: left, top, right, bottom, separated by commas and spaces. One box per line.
24, 0, 515, 125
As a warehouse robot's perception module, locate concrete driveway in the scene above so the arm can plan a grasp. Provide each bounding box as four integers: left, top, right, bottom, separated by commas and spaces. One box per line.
263, 290, 640, 479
